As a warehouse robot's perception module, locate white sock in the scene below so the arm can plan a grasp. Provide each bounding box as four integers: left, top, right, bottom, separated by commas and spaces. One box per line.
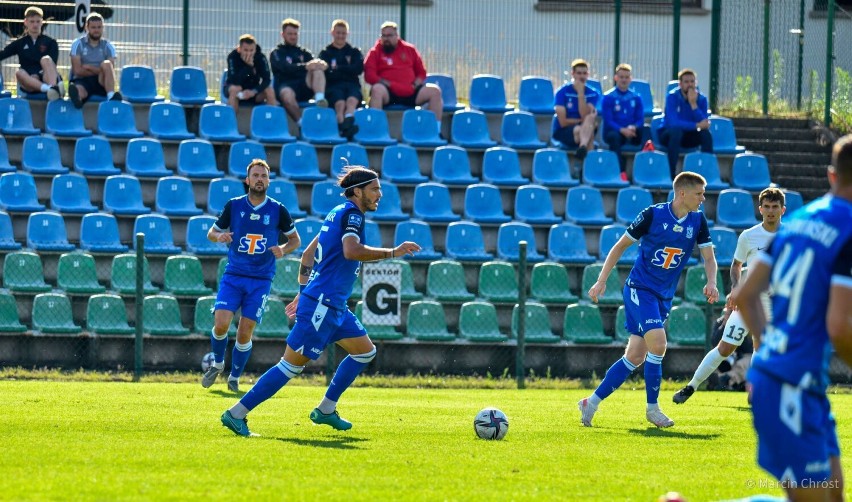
689, 347, 727, 389
297, 118, 302, 127
107, 91, 115, 99
40, 83, 50, 92
315, 92, 325, 101
435, 120, 442, 134
229, 403, 249, 420
228, 375, 238, 382
213, 361, 224, 370
317, 397, 337, 414
647, 402, 660, 411
588, 394, 602, 407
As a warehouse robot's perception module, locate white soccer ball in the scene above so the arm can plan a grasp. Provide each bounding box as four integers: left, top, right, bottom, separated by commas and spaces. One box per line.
201, 351, 216, 372
474, 407, 509, 440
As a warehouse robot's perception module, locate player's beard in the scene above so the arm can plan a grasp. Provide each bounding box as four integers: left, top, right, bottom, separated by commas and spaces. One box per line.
248, 184, 267, 197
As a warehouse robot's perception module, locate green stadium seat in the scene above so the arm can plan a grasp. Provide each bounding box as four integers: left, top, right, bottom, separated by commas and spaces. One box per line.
512, 303, 560, 343
581, 264, 623, 305
530, 262, 578, 304
271, 257, 300, 298
426, 260, 474, 302
111, 254, 159, 295
254, 297, 291, 339
667, 304, 708, 346
3, 251, 51, 293
32, 293, 82, 334
163, 255, 213, 297
86, 294, 134, 335
684, 265, 726, 305
193, 296, 236, 336
614, 305, 631, 343
459, 301, 507, 342
57, 252, 106, 294
477, 261, 518, 303
388, 259, 423, 301
406, 300, 455, 341
0, 291, 26, 333
143, 295, 190, 336
563, 304, 611, 344
217, 258, 227, 285
355, 301, 404, 340
350, 273, 362, 300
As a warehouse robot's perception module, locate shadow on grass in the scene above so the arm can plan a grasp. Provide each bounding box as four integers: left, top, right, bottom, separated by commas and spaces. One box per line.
627, 428, 721, 440
273, 435, 370, 450
209, 389, 246, 398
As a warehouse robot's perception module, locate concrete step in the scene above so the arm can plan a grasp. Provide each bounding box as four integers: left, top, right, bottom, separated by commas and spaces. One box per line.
735, 126, 818, 142
731, 117, 811, 129
740, 138, 831, 155
763, 151, 831, 165
773, 175, 830, 190
770, 163, 828, 178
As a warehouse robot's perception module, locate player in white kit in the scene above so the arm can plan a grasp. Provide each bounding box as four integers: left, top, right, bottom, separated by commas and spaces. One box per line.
673, 187, 785, 404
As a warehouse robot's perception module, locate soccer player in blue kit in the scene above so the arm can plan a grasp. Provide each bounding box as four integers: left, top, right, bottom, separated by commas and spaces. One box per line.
221, 166, 420, 436
202, 159, 301, 392
580, 171, 720, 427
734, 134, 852, 502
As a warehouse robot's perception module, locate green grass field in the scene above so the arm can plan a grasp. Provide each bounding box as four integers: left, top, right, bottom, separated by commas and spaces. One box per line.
3, 378, 851, 501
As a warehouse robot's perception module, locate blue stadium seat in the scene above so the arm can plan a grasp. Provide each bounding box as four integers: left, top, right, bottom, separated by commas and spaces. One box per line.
683, 152, 729, 190
565, 186, 613, 225
119, 65, 164, 103
710, 227, 738, 267
445, 221, 493, 261
482, 146, 529, 186
148, 102, 194, 140
125, 137, 171, 178
208, 177, 244, 215
548, 223, 595, 263
381, 144, 428, 183
301, 107, 346, 145
177, 139, 221, 179
717, 188, 759, 229
501, 111, 546, 150
400, 109, 447, 147
649, 115, 664, 149
450, 110, 497, 149
629, 79, 661, 117
133, 214, 182, 254
155, 176, 203, 216
412, 182, 460, 222
79, 213, 128, 253
310, 180, 344, 218
0, 136, 16, 173
50, 173, 97, 214
497, 222, 544, 262
0, 172, 45, 212
293, 217, 323, 255
267, 179, 306, 218
709, 116, 746, 154
74, 136, 120, 176
469, 74, 513, 113
532, 148, 579, 187
199, 103, 246, 142
228, 140, 267, 178
424, 73, 464, 112
394, 220, 442, 260
279, 142, 325, 181
22, 135, 69, 174
45, 100, 92, 137
426, 73, 464, 112
784, 190, 803, 214
364, 219, 382, 247
103, 175, 151, 215
631, 150, 672, 189
0, 98, 40, 135
331, 143, 370, 178
599, 224, 638, 263
518, 76, 555, 114
615, 186, 653, 224
463, 183, 511, 223
731, 153, 772, 191
0, 211, 21, 250
169, 66, 215, 105
353, 108, 397, 146
249, 105, 296, 144
368, 181, 408, 221
514, 184, 561, 225
27, 211, 75, 251
582, 149, 629, 188
96, 100, 144, 138
185, 215, 226, 255
587, 78, 604, 112
431, 145, 478, 185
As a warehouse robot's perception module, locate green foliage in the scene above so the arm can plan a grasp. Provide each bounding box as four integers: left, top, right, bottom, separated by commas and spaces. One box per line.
731, 75, 760, 112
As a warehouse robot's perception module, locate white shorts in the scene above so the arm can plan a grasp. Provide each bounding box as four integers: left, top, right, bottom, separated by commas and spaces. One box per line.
722, 293, 772, 347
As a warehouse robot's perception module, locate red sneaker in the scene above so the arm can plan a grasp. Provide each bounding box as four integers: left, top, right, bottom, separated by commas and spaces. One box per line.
620, 172, 628, 182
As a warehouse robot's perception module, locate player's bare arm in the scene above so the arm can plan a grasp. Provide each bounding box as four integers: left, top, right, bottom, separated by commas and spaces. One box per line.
588, 234, 633, 303
733, 261, 771, 345
342, 235, 421, 262
207, 227, 233, 244
827, 282, 852, 365
726, 259, 743, 309
272, 230, 301, 258
700, 246, 719, 304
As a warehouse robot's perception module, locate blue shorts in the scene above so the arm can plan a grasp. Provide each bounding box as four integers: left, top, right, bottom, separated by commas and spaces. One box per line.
214, 274, 272, 323
286, 294, 367, 360
622, 285, 671, 336
750, 369, 838, 485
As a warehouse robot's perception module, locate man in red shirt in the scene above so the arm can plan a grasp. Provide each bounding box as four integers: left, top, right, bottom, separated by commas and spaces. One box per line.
363, 21, 443, 127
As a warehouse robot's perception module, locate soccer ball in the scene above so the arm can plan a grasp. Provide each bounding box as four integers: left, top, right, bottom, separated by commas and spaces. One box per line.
201, 352, 216, 372
474, 407, 509, 440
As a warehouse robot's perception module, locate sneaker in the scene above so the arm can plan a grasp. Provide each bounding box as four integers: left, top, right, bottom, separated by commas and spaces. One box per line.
309, 408, 352, 431
201, 365, 222, 388
619, 171, 628, 182
340, 116, 358, 141
316, 98, 328, 108
46, 85, 61, 101
577, 397, 597, 427
221, 410, 252, 437
68, 84, 83, 109
109, 91, 123, 102
672, 385, 695, 404
646, 408, 675, 428
575, 146, 588, 160
227, 378, 240, 393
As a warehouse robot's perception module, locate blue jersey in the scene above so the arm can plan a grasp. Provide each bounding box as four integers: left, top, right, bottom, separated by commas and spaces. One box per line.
213, 195, 296, 280
624, 202, 712, 300
551, 82, 600, 134
751, 195, 852, 394
304, 201, 365, 310
601, 87, 644, 132
661, 88, 709, 131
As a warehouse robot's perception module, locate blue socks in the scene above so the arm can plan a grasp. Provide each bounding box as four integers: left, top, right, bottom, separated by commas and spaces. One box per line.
230, 340, 252, 379
593, 356, 637, 401
645, 353, 664, 405
325, 348, 376, 402
239, 359, 304, 412
210, 328, 228, 365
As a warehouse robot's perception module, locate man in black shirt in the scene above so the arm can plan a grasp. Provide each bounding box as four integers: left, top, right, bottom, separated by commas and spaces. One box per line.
225, 34, 277, 113
0, 6, 63, 100
269, 18, 327, 124
318, 19, 363, 140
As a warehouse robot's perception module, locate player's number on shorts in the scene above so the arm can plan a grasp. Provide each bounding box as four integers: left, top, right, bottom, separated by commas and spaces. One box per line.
727, 325, 746, 342
771, 244, 814, 326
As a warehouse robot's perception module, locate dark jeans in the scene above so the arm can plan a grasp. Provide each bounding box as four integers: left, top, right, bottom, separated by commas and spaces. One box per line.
659, 127, 713, 178
605, 125, 650, 173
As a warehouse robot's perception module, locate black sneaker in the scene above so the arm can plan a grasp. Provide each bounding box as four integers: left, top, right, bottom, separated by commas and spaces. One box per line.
109, 91, 123, 102
672, 385, 695, 404
68, 84, 83, 109
341, 116, 358, 141
575, 145, 588, 160
46, 85, 61, 101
